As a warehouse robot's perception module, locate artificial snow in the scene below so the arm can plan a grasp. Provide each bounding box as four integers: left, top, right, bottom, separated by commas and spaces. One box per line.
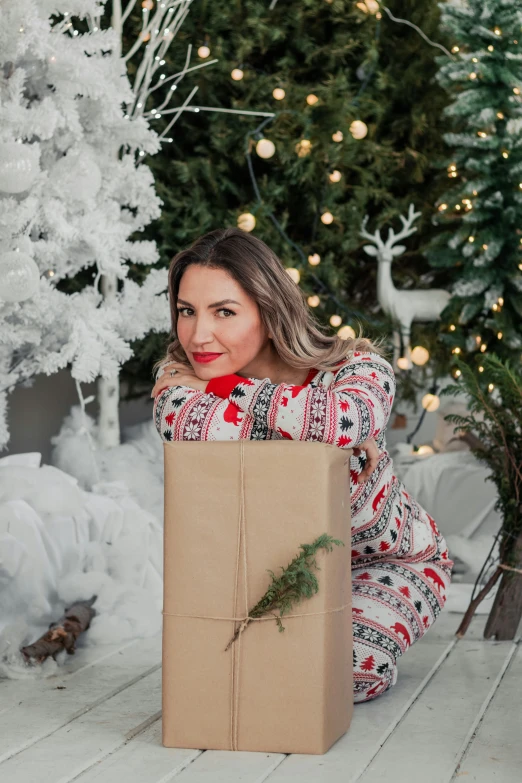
0, 412, 163, 679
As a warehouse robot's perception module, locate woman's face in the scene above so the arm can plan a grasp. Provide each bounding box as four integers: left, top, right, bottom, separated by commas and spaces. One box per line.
176, 264, 271, 379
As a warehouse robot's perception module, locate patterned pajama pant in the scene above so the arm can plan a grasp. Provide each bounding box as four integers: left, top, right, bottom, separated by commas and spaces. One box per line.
350, 491, 453, 703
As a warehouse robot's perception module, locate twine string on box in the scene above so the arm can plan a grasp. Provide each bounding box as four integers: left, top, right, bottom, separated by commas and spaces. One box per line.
162, 440, 351, 750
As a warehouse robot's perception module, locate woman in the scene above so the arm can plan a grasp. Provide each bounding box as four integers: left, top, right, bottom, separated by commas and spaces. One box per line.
151, 227, 452, 703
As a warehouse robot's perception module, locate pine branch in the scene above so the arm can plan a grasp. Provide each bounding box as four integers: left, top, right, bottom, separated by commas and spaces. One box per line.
224, 534, 345, 652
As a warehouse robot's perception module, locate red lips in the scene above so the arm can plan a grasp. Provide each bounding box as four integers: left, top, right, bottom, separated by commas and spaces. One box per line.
193, 353, 222, 363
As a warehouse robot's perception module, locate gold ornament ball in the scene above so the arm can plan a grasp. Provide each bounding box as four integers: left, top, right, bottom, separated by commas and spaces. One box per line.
308, 253, 321, 266
256, 138, 275, 159
410, 346, 430, 366
330, 314, 342, 327
307, 295, 320, 307
231, 68, 244, 81
350, 120, 368, 140
237, 212, 256, 232
286, 267, 300, 284
306, 94, 319, 105
295, 139, 312, 157
332, 131, 343, 142
273, 88, 285, 100
198, 45, 210, 58
338, 325, 356, 340
329, 170, 342, 182
397, 357, 410, 370
422, 393, 440, 412
321, 211, 334, 225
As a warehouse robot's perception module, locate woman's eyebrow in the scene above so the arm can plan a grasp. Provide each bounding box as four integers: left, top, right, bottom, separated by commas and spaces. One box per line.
176, 298, 242, 308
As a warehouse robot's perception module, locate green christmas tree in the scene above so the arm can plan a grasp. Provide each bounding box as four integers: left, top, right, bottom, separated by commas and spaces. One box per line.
426, 0, 522, 378
120, 0, 453, 404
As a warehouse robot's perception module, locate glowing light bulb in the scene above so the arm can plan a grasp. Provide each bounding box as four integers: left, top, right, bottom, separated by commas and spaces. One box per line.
295, 139, 312, 157
332, 131, 343, 142
330, 314, 342, 327
451, 46, 459, 53
231, 68, 244, 80
514, 87, 520, 94
488, 45, 494, 52
478, 366, 484, 372
417, 445, 435, 456
422, 394, 440, 412
237, 212, 256, 232
438, 203, 448, 211
338, 325, 356, 340
285, 268, 300, 284
321, 211, 334, 225
498, 331, 503, 339
497, 112, 504, 119
273, 88, 285, 100
198, 45, 210, 58
488, 383, 495, 392
329, 170, 342, 182
350, 120, 368, 139
307, 295, 320, 307
452, 347, 461, 354
450, 324, 456, 331
308, 253, 321, 266
494, 27, 501, 35
397, 357, 410, 370
256, 138, 276, 158
480, 343, 487, 352
410, 346, 430, 366
468, 236, 475, 243
306, 94, 319, 105
469, 72, 477, 80
454, 369, 462, 378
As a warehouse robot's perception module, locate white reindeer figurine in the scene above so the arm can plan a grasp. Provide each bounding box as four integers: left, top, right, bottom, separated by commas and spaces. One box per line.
360, 203, 451, 370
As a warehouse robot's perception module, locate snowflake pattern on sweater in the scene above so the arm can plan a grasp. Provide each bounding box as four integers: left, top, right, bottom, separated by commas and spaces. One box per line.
153, 351, 453, 703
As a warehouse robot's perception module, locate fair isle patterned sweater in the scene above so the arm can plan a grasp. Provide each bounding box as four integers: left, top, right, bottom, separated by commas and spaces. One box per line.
153, 351, 452, 570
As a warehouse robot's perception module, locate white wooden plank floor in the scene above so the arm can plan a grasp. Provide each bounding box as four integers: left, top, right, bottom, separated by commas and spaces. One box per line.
0, 609, 519, 783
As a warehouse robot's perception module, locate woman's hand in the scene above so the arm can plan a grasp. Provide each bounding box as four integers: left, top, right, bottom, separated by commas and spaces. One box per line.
353, 438, 380, 484
151, 361, 208, 397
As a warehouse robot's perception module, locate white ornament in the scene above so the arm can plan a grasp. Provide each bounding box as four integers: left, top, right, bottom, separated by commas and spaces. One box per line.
360, 203, 451, 370
52, 149, 102, 202
0, 250, 40, 302
0, 142, 40, 193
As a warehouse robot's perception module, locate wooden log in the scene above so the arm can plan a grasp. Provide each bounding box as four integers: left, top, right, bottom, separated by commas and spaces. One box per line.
21, 596, 97, 664
484, 532, 522, 641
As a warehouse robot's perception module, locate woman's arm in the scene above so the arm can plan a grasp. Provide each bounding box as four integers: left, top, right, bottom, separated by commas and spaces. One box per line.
204, 351, 395, 448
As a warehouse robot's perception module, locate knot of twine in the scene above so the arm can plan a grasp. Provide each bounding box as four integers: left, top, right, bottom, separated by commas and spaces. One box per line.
162, 440, 349, 750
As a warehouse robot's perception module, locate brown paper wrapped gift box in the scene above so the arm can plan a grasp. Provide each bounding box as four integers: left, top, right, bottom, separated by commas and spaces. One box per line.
162, 439, 354, 755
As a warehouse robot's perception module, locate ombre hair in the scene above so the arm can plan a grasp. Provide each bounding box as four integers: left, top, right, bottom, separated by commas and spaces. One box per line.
152, 227, 386, 378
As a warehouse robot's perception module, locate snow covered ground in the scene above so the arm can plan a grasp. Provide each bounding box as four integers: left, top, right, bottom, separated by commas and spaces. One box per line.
0, 406, 163, 679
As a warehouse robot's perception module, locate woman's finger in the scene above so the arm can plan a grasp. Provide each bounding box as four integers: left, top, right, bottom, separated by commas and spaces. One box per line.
357, 439, 380, 483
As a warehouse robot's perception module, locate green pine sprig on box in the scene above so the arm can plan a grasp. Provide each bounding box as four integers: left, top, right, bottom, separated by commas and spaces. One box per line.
224, 533, 345, 652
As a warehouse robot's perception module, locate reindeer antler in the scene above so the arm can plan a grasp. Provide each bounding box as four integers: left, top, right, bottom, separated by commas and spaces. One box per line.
360, 203, 421, 256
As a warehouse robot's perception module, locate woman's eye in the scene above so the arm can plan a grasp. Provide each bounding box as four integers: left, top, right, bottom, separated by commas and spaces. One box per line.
176, 307, 235, 317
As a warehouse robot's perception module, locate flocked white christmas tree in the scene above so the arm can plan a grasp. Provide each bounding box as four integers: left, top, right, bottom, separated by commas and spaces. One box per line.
0, 0, 173, 452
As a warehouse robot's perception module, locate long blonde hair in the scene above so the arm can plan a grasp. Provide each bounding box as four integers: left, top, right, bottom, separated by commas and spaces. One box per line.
152, 227, 386, 378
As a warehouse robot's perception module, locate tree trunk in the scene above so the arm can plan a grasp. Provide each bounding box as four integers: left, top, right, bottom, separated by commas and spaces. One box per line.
97, 273, 121, 449
484, 532, 522, 641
